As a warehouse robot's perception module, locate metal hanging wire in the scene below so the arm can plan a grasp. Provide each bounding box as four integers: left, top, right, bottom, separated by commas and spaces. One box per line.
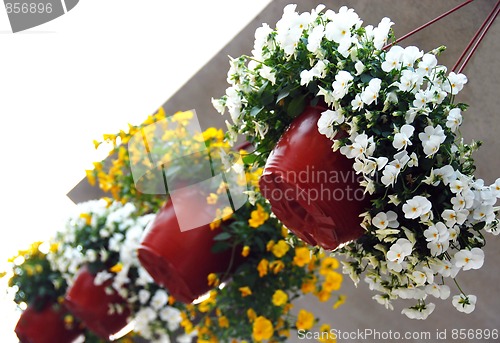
383, 0, 498, 73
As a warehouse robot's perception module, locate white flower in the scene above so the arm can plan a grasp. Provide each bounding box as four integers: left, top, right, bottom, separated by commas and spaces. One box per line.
372, 211, 399, 229
417, 53, 437, 76
299, 60, 327, 86
396, 69, 421, 92
418, 125, 446, 157
372, 17, 394, 49
436, 260, 460, 278
85, 249, 97, 262
401, 46, 424, 68
441, 209, 468, 227
381, 165, 399, 187
387, 238, 413, 263
373, 294, 394, 310
211, 97, 225, 114
425, 284, 450, 300
332, 70, 354, 100
491, 178, 500, 198
318, 109, 343, 138
138, 289, 151, 305
453, 248, 484, 270
402, 195, 432, 219
382, 45, 403, 72
258, 65, 276, 85
443, 72, 468, 95
354, 61, 365, 75
446, 108, 462, 132
151, 289, 169, 310
253, 23, 273, 55
393, 124, 415, 150
351, 94, 364, 111
401, 303, 435, 320
452, 294, 477, 314
360, 78, 382, 105
306, 24, 325, 53
159, 307, 182, 331
424, 222, 449, 243
412, 89, 431, 108
94, 270, 113, 286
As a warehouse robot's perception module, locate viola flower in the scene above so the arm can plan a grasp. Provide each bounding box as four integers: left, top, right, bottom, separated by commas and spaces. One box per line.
452, 294, 477, 314
372, 211, 399, 230
387, 238, 413, 264
446, 108, 463, 132
296, 309, 315, 330
393, 124, 415, 150
453, 248, 485, 271
360, 78, 382, 105
402, 196, 432, 219
252, 316, 274, 341
272, 290, 288, 306
443, 72, 468, 95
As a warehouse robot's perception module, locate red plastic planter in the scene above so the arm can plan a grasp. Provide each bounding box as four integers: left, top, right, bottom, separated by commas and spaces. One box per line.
259, 106, 368, 250
64, 266, 130, 340
138, 186, 239, 304
15, 302, 83, 343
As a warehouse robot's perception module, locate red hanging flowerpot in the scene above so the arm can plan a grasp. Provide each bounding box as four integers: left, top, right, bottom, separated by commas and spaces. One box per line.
64, 266, 130, 340
15, 301, 83, 343
259, 105, 369, 250
138, 185, 240, 304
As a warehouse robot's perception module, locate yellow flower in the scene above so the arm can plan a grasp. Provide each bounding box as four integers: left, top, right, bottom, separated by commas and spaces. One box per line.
272, 290, 288, 307
257, 259, 269, 277
269, 260, 285, 274
79, 212, 92, 226
322, 271, 343, 292
293, 247, 311, 267
247, 308, 257, 322
281, 226, 289, 238
316, 289, 331, 302
241, 246, 250, 257
172, 110, 194, 124
271, 240, 290, 258
320, 257, 340, 275
239, 286, 252, 297
207, 273, 220, 287
333, 295, 346, 309
64, 314, 74, 328
218, 316, 229, 328
252, 316, 274, 341
110, 263, 122, 273
248, 204, 269, 228
296, 309, 315, 330
206, 193, 218, 205
318, 324, 337, 343
301, 277, 317, 294
49, 242, 59, 253
266, 240, 275, 251
85, 169, 96, 186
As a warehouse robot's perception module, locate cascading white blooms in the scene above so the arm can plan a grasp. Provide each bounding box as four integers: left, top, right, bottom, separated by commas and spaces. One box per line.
214, 3, 499, 319
48, 200, 188, 342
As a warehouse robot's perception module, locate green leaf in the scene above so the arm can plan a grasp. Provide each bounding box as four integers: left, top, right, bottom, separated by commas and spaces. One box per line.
250, 106, 264, 117
287, 95, 306, 118
242, 153, 258, 165
213, 232, 232, 241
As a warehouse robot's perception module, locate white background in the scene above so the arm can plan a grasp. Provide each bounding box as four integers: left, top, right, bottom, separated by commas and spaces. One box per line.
0, 1, 271, 341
